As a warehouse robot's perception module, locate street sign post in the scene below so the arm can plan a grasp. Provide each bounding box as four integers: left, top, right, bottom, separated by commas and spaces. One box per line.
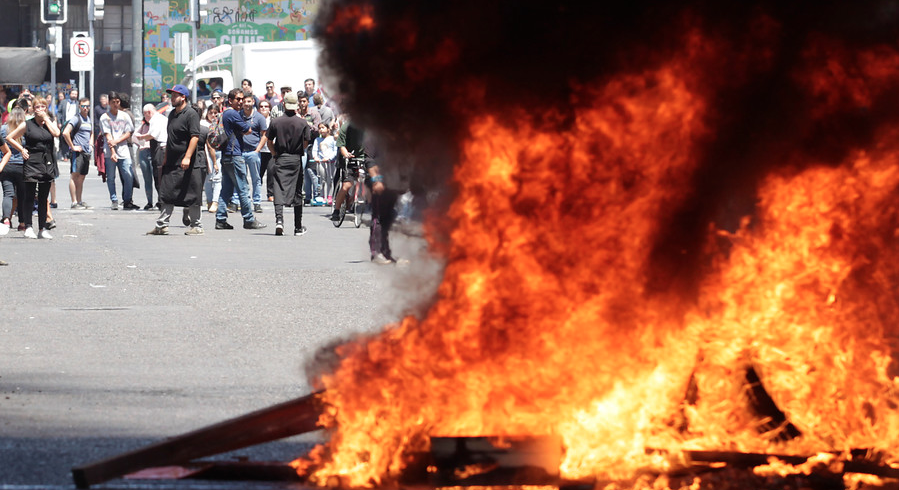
72, 31, 88, 95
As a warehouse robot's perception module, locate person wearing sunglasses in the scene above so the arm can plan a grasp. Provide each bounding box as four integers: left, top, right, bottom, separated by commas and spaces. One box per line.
263, 81, 281, 107
61, 98, 95, 209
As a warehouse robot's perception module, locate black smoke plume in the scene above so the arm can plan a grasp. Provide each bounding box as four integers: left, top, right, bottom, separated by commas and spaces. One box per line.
314, 0, 899, 298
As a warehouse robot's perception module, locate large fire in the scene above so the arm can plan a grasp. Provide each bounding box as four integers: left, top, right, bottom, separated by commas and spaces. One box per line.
297, 4, 899, 488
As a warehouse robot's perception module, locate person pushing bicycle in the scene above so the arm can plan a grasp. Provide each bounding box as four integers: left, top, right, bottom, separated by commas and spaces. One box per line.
332, 119, 398, 264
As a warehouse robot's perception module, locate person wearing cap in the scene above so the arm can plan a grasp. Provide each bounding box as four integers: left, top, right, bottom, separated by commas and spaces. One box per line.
147, 84, 203, 235
210, 90, 224, 108
270, 86, 292, 119
214, 88, 265, 230
265, 92, 310, 236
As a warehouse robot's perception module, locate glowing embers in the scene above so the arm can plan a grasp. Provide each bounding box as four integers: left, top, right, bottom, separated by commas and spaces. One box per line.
326, 3, 375, 34
429, 436, 562, 487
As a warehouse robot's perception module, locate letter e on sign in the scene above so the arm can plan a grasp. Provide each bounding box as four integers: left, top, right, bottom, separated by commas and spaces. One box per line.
70, 36, 94, 72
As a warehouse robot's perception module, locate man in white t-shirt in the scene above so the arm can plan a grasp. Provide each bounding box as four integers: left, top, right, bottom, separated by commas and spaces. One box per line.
100, 91, 139, 210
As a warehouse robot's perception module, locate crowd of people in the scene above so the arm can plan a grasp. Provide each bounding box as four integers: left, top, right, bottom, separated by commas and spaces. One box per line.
0, 78, 402, 266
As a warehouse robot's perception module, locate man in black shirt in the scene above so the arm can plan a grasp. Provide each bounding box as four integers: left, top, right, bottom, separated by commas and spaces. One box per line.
265, 92, 311, 236
147, 84, 202, 235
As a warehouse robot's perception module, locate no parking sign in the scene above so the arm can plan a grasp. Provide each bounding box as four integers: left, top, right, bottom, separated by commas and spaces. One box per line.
70, 35, 94, 72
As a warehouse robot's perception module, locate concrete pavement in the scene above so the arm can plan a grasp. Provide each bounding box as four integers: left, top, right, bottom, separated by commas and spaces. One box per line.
0, 170, 441, 486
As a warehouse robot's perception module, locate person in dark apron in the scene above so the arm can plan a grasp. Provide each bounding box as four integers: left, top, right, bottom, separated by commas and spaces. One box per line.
4, 96, 60, 239
265, 92, 311, 236
147, 85, 202, 235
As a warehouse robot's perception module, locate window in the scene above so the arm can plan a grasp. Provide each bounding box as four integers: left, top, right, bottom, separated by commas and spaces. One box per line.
101, 4, 133, 52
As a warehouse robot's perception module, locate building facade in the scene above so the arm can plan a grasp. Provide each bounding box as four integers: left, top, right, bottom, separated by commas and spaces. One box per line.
0, 0, 318, 102
143, 0, 320, 101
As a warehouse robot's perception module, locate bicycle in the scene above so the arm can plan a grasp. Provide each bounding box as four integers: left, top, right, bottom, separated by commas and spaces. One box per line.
332, 156, 366, 228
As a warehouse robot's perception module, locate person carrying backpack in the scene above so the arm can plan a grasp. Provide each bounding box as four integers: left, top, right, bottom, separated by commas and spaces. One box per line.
61, 97, 94, 209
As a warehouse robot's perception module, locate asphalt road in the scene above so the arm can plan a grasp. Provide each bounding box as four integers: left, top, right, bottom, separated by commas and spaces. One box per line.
0, 170, 442, 487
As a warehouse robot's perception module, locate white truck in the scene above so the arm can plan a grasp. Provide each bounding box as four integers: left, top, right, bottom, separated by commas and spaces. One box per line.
182, 40, 322, 97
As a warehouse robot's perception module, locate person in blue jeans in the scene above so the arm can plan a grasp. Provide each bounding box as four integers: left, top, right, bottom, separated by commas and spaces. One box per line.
99, 91, 139, 210
239, 89, 267, 213
215, 88, 266, 230
297, 94, 321, 205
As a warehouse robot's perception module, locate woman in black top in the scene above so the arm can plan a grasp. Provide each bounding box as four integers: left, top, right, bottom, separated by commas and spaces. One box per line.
5, 96, 61, 239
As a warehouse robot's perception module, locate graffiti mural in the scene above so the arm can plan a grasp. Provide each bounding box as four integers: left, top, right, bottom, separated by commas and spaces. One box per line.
143, 0, 319, 101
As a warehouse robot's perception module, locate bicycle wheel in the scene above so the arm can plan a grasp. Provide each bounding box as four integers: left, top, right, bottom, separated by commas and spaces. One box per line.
333, 185, 350, 228
331, 186, 338, 215
353, 185, 364, 228
354, 200, 363, 227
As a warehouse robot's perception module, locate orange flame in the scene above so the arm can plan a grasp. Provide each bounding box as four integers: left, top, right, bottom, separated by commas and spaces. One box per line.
326, 4, 375, 34
296, 27, 899, 487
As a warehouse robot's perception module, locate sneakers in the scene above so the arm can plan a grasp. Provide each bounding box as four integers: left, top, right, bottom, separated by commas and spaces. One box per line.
184, 227, 204, 235
146, 226, 169, 235
243, 220, 267, 230
371, 253, 395, 265
0, 220, 9, 236
182, 209, 190, 227
143, 203, 154, 211
38, 229, 53, 239
215, 220, 233, 230
330, 210, 340, 221
294, 226, 307, 236
71, 202, 83, 210
45, 219, 56, 230
49, 202, 58, 209
254, 203, 263, 213
123, 201, 140, 210
227, 203, 238, 213
312, 197, 325, 207
72, 202, 92, 210
111, 201, 119, 210
23, 227, 37, 239
275, 222, 284, 236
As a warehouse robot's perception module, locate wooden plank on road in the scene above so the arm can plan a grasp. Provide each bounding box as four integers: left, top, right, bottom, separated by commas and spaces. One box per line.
71, 391, 324, 488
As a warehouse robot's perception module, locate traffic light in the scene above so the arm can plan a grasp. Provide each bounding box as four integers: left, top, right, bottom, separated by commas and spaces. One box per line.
190, 0, 208, 27
46, 26, 63, 59
90, 0, 104, 21
198, 0, 209, 24
41, 0, 67, 24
